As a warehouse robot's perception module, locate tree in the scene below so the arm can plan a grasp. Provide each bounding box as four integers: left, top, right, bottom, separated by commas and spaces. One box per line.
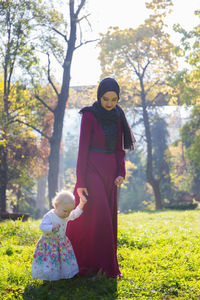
167, 141, 192, 195
98, 0, 177, 209
151, 115, 173, 202
119, 150, 152, 211
7, 128, 39, 212
68, 85, 96, 109
0, 0, 60, 212
43, 0, 96, 205
180, 106, 200, 196
0, 0, 95, 211
173, 9, 200, 86
180, 106, 200, 168
26, 0, 96, 206
0, 75, 52, 212
169, 9, 200, 197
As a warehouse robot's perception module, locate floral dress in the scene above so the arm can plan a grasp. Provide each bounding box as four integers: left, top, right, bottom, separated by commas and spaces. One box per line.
32, 206, 82, 281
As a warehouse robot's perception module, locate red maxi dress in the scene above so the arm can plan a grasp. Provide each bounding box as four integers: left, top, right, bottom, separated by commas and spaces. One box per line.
66, 111, 126, 278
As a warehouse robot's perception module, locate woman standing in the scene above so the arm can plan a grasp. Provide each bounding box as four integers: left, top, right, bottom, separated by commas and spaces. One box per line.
67, 77, 135, 278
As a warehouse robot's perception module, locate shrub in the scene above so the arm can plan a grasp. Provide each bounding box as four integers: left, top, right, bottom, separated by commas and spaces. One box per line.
164, 201, 198, 210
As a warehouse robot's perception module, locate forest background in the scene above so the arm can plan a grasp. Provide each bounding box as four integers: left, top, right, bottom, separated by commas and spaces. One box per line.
0, 0, 200, 218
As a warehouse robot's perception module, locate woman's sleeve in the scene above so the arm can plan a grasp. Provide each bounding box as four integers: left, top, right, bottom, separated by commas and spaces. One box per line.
76, 112, 93, 188
116, 119, 126, 178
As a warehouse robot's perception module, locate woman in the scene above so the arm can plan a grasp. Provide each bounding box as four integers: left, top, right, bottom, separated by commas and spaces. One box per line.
67, 77, 135, 278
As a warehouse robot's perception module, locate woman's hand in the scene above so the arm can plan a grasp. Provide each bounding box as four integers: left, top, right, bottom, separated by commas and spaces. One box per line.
114, 176, 124, 186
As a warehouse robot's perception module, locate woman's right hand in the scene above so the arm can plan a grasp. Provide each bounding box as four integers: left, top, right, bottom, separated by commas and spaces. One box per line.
77, 188, 88, 202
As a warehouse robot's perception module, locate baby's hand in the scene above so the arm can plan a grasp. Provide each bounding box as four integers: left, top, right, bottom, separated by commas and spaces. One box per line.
52, 224, 60, 231
78, 194, 87, 210
80, 195, 87, 205
77, 188, 88, 209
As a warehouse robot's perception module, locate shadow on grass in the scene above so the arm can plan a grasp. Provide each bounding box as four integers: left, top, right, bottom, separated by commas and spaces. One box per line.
125, 207, 200, 214
23, 275, 117, 300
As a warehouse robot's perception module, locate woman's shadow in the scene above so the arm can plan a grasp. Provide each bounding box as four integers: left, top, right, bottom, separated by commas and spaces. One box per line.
23, 275, 118, 300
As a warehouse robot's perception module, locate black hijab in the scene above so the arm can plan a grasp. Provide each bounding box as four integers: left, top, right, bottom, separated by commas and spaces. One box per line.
80, 77, 135, 151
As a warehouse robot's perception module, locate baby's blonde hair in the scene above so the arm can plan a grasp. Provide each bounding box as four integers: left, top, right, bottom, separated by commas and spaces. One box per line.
52, 190, 75, 210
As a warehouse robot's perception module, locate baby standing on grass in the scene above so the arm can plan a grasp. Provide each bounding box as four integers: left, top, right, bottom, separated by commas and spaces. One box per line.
32, 190, 87, 281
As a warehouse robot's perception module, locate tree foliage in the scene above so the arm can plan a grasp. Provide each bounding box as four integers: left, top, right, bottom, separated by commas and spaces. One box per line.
170, 10, 200, 105
180, 105, 200, 169
0, 0, 92, 212
170, 9, 200, 197
98, 0, 177, 209
151, 115, 174, 201
68, 85, 96, 109
0, 0, 62, 212
0, 75, 53, 211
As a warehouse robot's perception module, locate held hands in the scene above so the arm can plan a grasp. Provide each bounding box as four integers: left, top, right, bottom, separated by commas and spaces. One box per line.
114, 176, 124, 186
77, 188, 88, 210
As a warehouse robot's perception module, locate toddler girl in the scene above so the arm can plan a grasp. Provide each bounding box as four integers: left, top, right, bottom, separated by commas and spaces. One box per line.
32, 190, 87, 281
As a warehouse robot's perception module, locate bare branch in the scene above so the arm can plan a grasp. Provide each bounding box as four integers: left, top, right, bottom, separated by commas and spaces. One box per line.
121, 50, 140, 77
131, 85, 142, 96
145, 79, 164, 96
47, 53, 59, 97
78, 21, 83, 46
50, 47, 64, 67
141, 59, 151, 78
6, 38, 20, 94
137, 60, 141, 75
52, 27, 68, 42
75, 38, 99, 50
134, 118, 144, 126
35, 95, 54, 113
151, 92, 169, 105
75, 0, 86, 18
14, 119, 51, 140
84, 15, 92, 31
77, 13, 90, 23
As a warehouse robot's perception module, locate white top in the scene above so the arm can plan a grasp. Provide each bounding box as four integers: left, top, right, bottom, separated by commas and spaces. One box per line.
39, 206, 82, 237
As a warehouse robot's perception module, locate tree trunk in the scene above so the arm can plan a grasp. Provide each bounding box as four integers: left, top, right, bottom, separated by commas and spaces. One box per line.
150, 178, 162, 209
47, 1, 78, 207
58, 151, 65, 190
0, 91, 9, 213
14, 188, 21, 213
140, 80, 163, 209
48, 102, 65, 206
0, 147, 7, 213
36, 175, 47, 216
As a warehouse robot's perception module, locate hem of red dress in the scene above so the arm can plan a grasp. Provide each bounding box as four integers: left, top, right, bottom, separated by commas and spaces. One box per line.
78, 269, 122, 279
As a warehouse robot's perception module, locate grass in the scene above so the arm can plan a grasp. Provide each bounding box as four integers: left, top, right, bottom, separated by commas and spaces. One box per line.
1, 210, 200, 299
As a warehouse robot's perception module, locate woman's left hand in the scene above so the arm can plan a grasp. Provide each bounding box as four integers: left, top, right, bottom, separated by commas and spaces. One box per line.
114, 176, 124, 186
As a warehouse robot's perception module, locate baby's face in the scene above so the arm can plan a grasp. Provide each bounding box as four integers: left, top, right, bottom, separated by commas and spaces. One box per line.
56, 202, 74, 218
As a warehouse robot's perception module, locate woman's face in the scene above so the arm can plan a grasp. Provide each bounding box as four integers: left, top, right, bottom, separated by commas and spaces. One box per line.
100, 91, 118, 111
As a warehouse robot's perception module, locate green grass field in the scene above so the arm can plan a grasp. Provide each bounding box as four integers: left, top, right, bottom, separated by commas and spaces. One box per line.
1, 210, 200, 299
